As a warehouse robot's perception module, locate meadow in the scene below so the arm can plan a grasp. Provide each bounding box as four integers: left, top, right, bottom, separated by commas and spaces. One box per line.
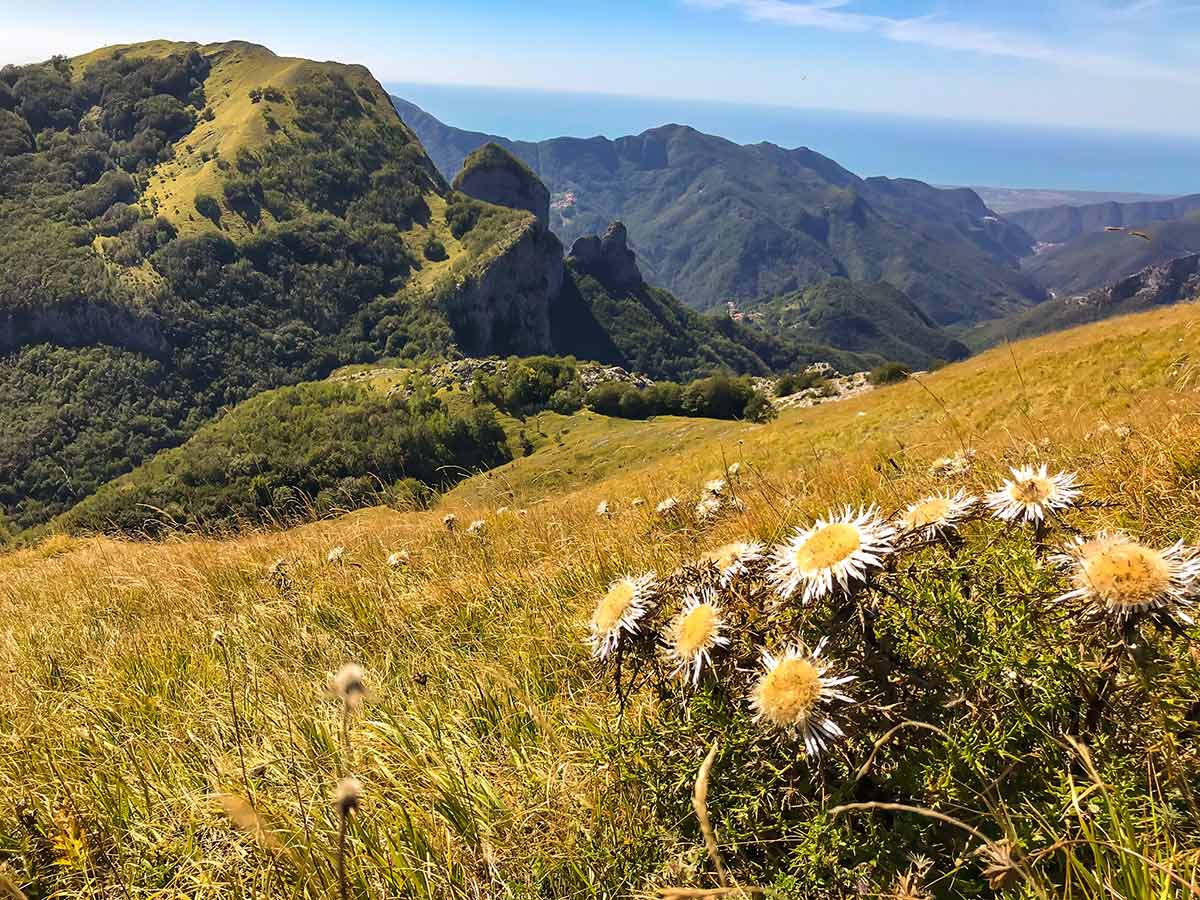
3, 304, 1200, 898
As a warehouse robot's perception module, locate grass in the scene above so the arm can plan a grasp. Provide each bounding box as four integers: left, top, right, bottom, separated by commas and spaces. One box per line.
3, 304, 1200, 896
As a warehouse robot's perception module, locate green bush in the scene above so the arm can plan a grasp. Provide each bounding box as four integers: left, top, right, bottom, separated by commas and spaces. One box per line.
61, 380, 511, 534
422, 234, 448, 261
586, 374, 772, 422
472, 356, 580, 416
869, 361, 912, 385
194, 192, 221, 224
775, 370, 825, 396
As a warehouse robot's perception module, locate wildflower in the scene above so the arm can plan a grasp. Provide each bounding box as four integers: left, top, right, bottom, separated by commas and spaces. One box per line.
443, 513, 457, 531
1115, 425, 1132, 440
465, 519, 486, 536
978, 839, 1022, 892
725, 496, 747, 514
695, 496, 723, 525
331, 663, 366, 708
929, 449, 975, 478
727, 462, 741, 477
702, 541, 764, 585
588, 572, 657, 660
327, 546, 345, 565
496, 505, 509, 515
896, 489, 976, 540
1053, 531, 1199, 624
750, 639, 855, 756
703, 478, 727, 497
386, 550, 409, 568
768, 506, 895, 604
656, 496, 680, 517
665, 589, 730, 685
333, 777, 362, 817
596, 499, 612, 518
631, 497, 646, 508
986, 464, 1080, 524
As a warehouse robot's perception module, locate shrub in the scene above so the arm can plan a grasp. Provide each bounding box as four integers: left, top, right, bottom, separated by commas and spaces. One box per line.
422, 235, 448, 262
869, 361, 912, 385
775, 370, 824, 397
194, 193, 221, 224
472, 356, 580, 417
586, 374, 772, 422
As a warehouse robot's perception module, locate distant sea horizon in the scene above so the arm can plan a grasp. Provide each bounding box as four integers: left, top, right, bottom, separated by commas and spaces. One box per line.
388, 81, 1200, 198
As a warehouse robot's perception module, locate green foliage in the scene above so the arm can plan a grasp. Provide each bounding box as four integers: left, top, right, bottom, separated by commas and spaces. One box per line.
585, 373, 772, 422
868, 361, 912, 385
775, 370, 825, 396
61, 379, 511, 534
0, 48, 468, 532
422, 234, 448, 261
471, 356, 581, 417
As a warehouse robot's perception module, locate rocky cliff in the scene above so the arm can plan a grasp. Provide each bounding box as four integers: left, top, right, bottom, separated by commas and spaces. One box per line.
567, 222, 643, 291
452, 143, 550, 227
443, 220, 564, 356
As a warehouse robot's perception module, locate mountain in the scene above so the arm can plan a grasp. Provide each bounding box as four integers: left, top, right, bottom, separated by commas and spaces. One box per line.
0, 41, 574, 532
393, 97, 1043, 325
549, 221, 870, 380
1009, 193, 1200, 243
1023, 212, 1200, 295
969, 252, 1200, 347
737, 279, 970, 370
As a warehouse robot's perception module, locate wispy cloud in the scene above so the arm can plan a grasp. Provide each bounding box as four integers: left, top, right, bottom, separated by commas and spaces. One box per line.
688, 0, 1199, 83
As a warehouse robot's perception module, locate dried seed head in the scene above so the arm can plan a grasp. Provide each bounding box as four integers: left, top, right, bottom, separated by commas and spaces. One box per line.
333, 777, 362, 818
331, 663, 367, 708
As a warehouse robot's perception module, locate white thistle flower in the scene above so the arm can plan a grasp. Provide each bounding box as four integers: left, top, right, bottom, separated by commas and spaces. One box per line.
750, 639, 855, 757
986, 464, 1080, 524
587, 572, 658, 660
768, 506, 895, 604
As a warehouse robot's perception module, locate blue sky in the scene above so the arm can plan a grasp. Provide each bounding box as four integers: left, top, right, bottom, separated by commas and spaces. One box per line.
3, 1, 1199, 135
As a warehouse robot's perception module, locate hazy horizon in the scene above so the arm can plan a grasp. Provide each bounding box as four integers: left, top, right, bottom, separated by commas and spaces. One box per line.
391, 80, 1200, 196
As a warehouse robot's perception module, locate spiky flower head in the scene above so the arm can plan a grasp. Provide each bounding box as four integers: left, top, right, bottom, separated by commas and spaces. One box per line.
768, 506, 895, 604
386, 550, 409, 569
986, 464, 1080, 524
750, 639, 855, 756
331, 663, 366, 708
465, 519, 487, 536
695, 496, 723, 525
443, 513, 457, 531
656, 496, 680, 516
333, 777, 362, 817
702, 541, 765, 586
326, 546, 345, 565
896, 489, 977, 540
596, 499, 612, 517
703, 478, 727, 497
588, 572, 657, 660
665, 589, 730, 685
1053, 531, 1199, 624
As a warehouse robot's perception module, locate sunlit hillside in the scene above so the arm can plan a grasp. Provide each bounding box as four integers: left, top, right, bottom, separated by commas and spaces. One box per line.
3, 303, 1200, 898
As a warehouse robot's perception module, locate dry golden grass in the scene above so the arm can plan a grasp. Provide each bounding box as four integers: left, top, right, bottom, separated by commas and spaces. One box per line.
3, 303, 1200, 896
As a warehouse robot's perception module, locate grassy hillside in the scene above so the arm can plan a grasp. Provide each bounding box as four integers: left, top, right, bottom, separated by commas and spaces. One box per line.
3, 304, 1200, 896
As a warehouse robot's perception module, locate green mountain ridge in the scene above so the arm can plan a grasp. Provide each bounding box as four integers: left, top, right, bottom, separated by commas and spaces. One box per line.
393, 97, 1043, 325
738, 278, 970, 370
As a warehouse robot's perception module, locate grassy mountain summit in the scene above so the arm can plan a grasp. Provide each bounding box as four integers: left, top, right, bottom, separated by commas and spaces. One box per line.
393, 96, 1044, 324
0, 41, 559, 533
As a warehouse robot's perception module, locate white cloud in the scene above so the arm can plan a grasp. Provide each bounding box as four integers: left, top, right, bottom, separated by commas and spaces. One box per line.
688, 0, 1200, 83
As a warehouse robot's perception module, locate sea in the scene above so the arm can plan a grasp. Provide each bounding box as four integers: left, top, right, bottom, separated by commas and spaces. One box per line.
388, 81, 1200, 198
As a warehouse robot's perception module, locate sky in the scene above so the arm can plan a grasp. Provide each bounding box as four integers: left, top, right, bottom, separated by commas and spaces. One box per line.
3, 1, 1200, 137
